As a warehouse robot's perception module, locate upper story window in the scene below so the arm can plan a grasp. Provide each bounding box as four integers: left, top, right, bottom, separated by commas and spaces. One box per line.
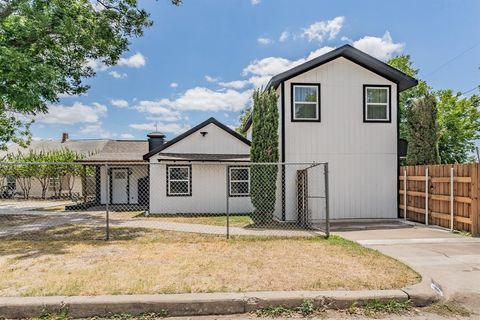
167, 165, 191, 196
291, 83, 320, 122
364, 85, 391, 122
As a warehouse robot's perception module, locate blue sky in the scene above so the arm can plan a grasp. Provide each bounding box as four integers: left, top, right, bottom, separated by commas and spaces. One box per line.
32, 0, 480, 141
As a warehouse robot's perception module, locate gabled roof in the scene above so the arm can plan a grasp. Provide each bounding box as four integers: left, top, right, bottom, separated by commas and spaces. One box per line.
243, 44, 418, 132
78, 140, 148, 163
143, 117, 251, 160
266, 44, 418, 91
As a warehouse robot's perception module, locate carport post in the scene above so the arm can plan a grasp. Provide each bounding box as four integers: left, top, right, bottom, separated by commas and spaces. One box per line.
105, 164, 110, 241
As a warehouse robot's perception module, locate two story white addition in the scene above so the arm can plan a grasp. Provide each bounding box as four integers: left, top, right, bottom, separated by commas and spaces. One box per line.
245, 45, 417, 221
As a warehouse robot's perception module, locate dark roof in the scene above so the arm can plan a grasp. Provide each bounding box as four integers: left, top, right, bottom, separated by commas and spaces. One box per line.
143, 117, 251, 160
0, 139, 110, 159
242, 44, 418, 132
156, 153, 249, 162
78, 140, 148, 163
266, 45, 418, 91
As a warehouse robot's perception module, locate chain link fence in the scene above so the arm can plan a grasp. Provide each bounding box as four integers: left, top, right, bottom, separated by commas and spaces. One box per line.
0, 161, 329, 240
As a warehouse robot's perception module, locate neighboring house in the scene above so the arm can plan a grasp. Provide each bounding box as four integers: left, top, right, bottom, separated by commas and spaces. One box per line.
0, 134, 108, 199
243, 44, 417, 221
143, 118, 253, 214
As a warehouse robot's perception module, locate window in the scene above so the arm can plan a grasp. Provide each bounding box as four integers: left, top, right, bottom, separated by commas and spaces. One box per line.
364, 85, 391, 122
48, 177, 60, 191
167, 166, 191, 196
229, 167, 250, 196
291, 83, 320, 121
6, 176, 15, 190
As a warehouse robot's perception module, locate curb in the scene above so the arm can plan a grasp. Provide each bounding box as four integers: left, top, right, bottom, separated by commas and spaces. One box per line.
0, 289, 419, 319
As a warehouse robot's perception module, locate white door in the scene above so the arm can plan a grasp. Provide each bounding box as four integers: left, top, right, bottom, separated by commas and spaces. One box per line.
111, 168, 129, 204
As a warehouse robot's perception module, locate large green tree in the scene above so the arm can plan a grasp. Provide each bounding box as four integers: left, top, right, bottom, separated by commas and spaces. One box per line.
406, 93, 441, 165
387, 55, 429, 140
436, 90, 480, 163
250, 88, 279, 225
0, 0, 180, 150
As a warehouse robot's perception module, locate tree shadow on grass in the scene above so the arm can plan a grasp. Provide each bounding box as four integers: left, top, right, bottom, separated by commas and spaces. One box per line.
0, 224, 151, 260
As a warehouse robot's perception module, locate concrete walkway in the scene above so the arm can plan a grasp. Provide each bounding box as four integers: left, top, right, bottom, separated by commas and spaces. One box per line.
335, 226, 480, 313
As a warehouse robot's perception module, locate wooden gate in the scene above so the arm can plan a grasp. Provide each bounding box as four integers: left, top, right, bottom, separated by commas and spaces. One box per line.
399, 163, 480, 236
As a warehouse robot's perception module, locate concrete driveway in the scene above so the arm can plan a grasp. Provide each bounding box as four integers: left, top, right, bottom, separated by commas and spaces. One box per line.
335, 226, 480, 313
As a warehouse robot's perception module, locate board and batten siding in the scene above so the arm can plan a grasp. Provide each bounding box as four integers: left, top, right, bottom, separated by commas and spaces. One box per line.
148, 122, 253, 214
281, 57, 398, 220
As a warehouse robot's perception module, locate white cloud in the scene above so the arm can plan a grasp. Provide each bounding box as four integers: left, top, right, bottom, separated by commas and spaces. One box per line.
37, 102, 107, 124
279, 31, 289, 42
109, 71, 127, 79
205, 75, 219, 83
151, 87, 253, 112
218, 80, 249, 89
135, 101, 182, 121
86, 59, 109, 72
118, 52, 146, 68
78, 124, 111, 138
119, 133, 135, 139
251, 0, 260, 5
170, 82, 179, 88
352, 31, 404, 61
302, 16, 345, 42
129, 122, 190, 135
110, 99, 129, 108
257, 37, 273, 45
341, 36, 352, 42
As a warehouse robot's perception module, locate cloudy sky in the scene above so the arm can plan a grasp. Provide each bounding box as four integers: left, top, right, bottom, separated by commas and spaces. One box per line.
32, 0, 480, 141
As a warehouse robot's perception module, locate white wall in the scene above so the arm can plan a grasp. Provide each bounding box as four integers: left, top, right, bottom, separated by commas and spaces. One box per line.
99, 165, 148, 204
280, 57, 398, 220
149, 163, 254, 214
161, 123, 250, 155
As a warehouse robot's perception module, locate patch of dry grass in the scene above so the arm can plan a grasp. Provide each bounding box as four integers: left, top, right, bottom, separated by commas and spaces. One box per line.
143, 215, 253, 227
0, 225, 420, 297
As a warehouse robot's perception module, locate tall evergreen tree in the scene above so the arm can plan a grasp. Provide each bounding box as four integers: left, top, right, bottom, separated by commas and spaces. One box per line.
406, 93, 441, 165
250, 88, 279, 224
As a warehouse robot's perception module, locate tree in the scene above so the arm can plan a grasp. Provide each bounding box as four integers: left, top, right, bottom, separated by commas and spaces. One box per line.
236, 107, 252, 137
406, 93, 441, 165
387, 55, 429, 140
0, 0, 181, 150
249, 88, 279, 224
436, 90, 480, 163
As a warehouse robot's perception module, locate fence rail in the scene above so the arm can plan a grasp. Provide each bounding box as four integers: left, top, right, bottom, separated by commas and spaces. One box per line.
399, 163, 480, 236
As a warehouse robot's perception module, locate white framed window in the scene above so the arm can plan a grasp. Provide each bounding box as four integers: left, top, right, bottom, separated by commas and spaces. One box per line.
167, 165, 191, 196
229, 167, 250, 197
48, 177, 60, 191
364, 85, 390, 122
291, 83, 320, 121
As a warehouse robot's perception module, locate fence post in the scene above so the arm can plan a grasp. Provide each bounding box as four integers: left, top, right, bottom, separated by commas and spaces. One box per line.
450, 167, 454, 232
471, 163, 479, 237
403, 168, 407, 221
225, 165, 230, 239
425, 167, 429, 226
324, 162, 330, 239
105, 164, 110, 241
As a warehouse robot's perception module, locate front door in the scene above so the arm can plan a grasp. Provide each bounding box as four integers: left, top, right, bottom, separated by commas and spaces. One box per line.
111, 168, 129, 204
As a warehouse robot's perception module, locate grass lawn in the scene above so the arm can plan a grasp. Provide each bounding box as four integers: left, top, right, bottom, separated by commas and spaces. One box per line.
142, 214, 253, 227
0, 225, 420, 297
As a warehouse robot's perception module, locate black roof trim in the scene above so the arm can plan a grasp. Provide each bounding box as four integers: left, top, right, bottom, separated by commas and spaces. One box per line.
143, 117, 251, 160
242, 44, 418, 132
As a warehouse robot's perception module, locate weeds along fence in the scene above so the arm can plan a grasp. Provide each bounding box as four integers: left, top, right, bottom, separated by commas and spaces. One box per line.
0, 161, 330, 240
399, 163, 480, 236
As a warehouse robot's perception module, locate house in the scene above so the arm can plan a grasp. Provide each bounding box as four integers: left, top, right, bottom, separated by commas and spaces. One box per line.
143, 118, 253, 214
243, 44, 417, 221
0, 134, 110, 199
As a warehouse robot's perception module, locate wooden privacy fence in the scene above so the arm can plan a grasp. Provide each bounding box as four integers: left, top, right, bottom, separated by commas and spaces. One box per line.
399, 163, 480, 236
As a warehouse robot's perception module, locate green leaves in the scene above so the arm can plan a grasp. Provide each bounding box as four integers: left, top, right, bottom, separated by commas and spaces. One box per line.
0, 0, 179, 149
